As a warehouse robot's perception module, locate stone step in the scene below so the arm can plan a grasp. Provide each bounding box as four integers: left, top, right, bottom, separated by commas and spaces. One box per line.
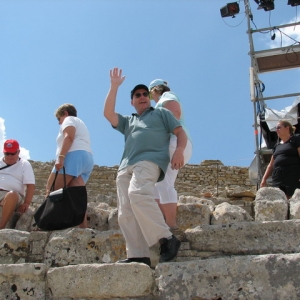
2, 220, 300, 267
2, 253, 300, 299
3, 219, 300, 299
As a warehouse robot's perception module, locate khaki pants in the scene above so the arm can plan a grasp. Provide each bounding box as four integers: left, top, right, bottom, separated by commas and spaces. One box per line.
116, 161, 171, 258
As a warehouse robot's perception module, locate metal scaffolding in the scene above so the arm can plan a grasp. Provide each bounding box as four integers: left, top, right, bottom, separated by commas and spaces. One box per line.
243, 0, 300, 186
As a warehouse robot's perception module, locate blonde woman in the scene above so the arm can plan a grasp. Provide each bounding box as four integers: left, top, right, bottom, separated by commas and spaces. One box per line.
46, 103, 94, 227
260, 120, 300, 198
149, 79, 193, 229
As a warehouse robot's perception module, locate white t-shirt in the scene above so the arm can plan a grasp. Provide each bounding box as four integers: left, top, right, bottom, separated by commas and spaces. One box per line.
0, 158, 35, 196
56, 116, 92, 156
156, 91, 192, 142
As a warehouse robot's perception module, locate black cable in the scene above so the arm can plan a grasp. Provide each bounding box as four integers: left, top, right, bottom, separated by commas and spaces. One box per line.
277, 28, 300, 44
221, 12, 247, 28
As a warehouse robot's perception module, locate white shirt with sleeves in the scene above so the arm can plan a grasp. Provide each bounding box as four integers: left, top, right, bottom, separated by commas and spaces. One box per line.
0, 158, 35, 196
56, 116, 92, 156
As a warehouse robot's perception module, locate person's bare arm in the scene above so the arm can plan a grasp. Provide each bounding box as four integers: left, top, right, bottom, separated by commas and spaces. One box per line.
163, 100, 181, 120
170, 126, 187, 170
260, 155, 274, 188
104, 68, 125, 127
17, 184, 35, 214
55, 125, 75, 170
46, 172, 56, 196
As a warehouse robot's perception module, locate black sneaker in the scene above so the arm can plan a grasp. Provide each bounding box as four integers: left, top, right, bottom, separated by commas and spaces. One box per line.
159, 235, 181, 263
117, 257, 151, 267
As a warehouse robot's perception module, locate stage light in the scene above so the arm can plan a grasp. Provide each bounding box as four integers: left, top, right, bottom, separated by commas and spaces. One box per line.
255, 0, 275, 11
288, 0, 300, 6
220, 2, 240, 18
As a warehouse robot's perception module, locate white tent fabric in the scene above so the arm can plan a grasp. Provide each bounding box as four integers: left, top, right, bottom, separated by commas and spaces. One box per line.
250, 97, 300, 185
262, 96, 300, 131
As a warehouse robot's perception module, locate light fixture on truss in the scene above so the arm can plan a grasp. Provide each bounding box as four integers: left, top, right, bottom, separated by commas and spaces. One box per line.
254, 0, 275, 11
288, 0, 300, 6
220, 2, 240, 18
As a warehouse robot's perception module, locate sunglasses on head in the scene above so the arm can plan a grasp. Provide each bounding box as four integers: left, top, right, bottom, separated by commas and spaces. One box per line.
4, 151, 18, 156
134, 92, 149, 98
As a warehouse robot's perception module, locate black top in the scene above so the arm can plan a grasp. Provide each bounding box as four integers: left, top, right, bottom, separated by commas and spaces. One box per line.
273, 135, 300, 168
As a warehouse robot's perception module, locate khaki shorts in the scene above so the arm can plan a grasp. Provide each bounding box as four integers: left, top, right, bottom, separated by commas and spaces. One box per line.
0, 191, 24, 210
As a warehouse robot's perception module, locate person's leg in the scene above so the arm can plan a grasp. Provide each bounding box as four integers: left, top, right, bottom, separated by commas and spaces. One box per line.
55, 151, 94, 229
117, 167, 150, 258
159, 203, 178, 228
128, 161, 181, 263
129, 161, 171, 247
156, 138, 193, 228
155, 167, 179, 228
68, 175, 87, 228
154, 137, 178, 228
52, 173, 75, 189
0, 191, 19, 229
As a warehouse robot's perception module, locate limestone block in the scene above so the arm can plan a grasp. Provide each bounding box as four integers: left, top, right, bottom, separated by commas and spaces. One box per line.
185, 220, 300, 254
44, 228, 126, 267
0, 229, 30, 264
0, 206, 20, 229
255, 187, 288, 221
226, 186, 256, 198
47, 263, 155, 298
211, 202, 253, 225
155, 253, 300, 300
108, 208, 119, 230
96, 193, 117, 206
15, 207, 35, 232
177, 202, 211, 231
31, 195, 45, 205
28, 231, 50, 263
0, 263, 47, 300
87, 204, 110, 231
149, 242, 160, 267
289, 189, 300, 219
178, 195, 215, 212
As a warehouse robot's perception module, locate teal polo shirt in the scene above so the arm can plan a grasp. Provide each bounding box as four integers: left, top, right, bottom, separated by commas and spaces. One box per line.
115, 107, 181, 182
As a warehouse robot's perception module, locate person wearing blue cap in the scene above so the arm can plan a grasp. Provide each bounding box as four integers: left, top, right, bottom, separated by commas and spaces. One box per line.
149, 79, 193, 231
104, 68, 187, 266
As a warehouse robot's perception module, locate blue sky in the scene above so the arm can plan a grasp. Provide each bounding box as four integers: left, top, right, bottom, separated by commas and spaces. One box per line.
0, 0, 299, 167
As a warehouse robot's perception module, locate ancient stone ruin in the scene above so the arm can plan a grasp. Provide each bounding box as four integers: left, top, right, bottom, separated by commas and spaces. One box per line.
1, 160, 300, 299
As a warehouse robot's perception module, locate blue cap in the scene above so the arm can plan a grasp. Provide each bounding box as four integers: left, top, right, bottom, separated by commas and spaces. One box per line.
149, 79, 169, 90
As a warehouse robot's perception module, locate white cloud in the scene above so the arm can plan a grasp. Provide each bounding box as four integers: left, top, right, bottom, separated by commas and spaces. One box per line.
0, 117, 31, 160
267, 18, 300, 48
0, 118, 6, 150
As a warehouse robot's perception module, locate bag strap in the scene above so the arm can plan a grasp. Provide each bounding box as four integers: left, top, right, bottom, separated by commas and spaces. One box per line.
0, 158, 21, 171
0, 164, 12, 171
49, 167, 67, 192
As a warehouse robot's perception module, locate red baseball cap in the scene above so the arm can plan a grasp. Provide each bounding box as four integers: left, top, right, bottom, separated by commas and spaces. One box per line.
3, 139, 20, 153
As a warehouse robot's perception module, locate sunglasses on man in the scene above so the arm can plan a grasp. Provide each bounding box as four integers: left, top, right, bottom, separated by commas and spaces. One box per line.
4, 151, 18, 156
134, 92, 149, 98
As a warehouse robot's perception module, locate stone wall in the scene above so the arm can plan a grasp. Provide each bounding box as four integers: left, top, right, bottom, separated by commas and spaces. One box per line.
30, 160, 255, 199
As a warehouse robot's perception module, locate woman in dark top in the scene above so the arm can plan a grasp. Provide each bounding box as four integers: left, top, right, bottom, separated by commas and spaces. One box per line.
260, 120, 300, 198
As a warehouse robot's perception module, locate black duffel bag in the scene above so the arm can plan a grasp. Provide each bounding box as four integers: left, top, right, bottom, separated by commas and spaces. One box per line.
33, 167, 87, 231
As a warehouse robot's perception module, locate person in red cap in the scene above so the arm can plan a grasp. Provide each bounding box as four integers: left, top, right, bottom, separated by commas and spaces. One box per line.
0, 139, 35, 229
